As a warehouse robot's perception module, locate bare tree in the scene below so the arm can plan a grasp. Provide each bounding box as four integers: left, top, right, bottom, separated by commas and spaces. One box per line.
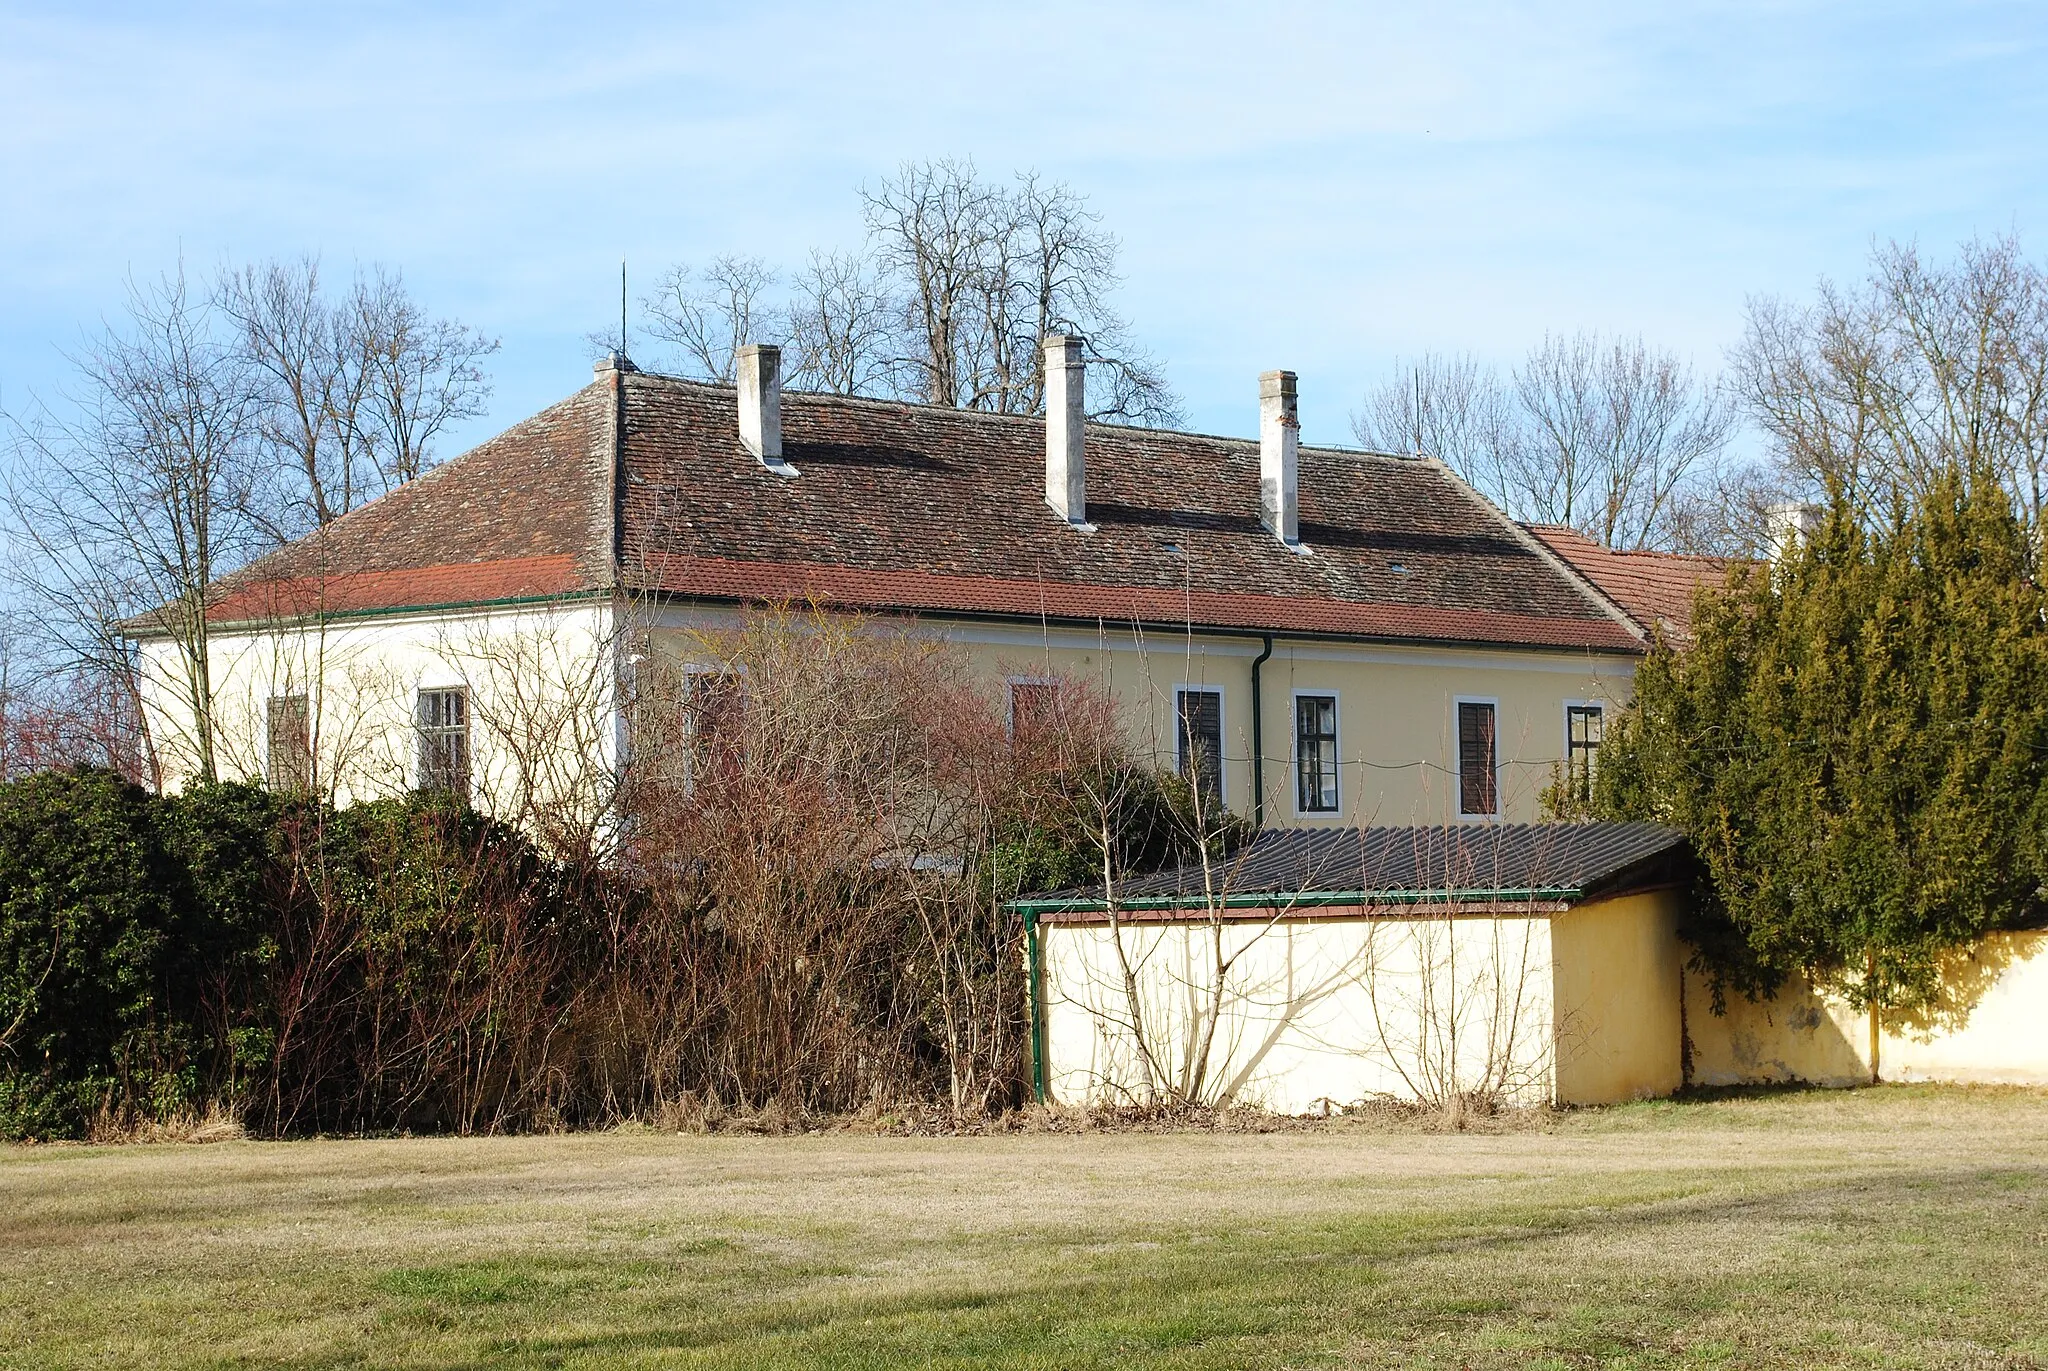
863, 161, 1181, 424
782, 250, 898, 396
642, 256, 780, 383
1356, 335, 1733, 551
349, 266, 498, 489
1508, 332, 1734, 550
1734, 235, 2048, 542
219, 258, 373, 535
1352, 352, 1514, 501
4, 267, 268, 783
861, 159, 1001, 408
641, 161, 1181, 423
223, 258, 496, 526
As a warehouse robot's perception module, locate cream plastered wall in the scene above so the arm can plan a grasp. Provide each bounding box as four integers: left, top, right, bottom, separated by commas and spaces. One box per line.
143, 601, 1633, 835
133, 601, 622, 829
1549, 890, 1686, 1105
1683, 930, 2048, 1088
645, 607, 1638, 828
951, 627, 1635, 826
1038, 910, 1560, 1113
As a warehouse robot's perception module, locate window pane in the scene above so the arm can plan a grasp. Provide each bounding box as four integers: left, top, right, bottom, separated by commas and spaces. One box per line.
1295, 694, 1338, 813
1458, 701, 1496, 815
416, 688, 471, 800
1176, 689, 1223, 804
1567, 705, 1603, 800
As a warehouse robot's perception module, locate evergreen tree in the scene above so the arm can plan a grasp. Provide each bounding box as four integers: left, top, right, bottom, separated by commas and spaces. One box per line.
1593, 464, 2048, 1012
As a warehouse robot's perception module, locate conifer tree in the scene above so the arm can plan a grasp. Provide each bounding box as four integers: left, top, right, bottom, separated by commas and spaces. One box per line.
1592, 464, 2048, 1012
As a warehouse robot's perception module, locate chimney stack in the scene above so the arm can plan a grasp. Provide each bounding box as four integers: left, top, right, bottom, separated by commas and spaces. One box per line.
1044, 335, 1087, 526
736, 344, 796, 476
1260, 370, 1301, 548
1767, 500, 1821, 562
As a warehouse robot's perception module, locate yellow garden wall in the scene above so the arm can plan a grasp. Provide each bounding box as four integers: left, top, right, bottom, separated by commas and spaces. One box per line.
1681, 930, 2048, 1089
1549, 890, 1686, 1105
1881, 931, 2048, 1084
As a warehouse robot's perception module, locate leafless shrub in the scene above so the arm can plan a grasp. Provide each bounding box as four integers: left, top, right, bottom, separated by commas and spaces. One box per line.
619, 607, 1064, 1117
1345, 826, 1564, 1123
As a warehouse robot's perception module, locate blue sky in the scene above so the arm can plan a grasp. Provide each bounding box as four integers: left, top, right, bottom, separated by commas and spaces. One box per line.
3, 2, 2045, 451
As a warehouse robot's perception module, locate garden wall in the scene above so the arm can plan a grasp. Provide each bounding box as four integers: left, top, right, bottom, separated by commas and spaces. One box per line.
1683, 930, 2048, 1088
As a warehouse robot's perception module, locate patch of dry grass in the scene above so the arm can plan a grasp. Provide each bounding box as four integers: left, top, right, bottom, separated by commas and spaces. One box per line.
4, 1084, 2046, 1368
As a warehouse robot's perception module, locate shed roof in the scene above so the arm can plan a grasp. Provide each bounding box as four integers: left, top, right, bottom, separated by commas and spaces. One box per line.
1013, 822, 1689, 916
166, 370, 1645, 655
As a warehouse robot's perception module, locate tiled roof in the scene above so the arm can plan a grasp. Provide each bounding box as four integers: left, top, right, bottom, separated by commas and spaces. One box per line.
176, 369, 1645, 654
1522, 525, 1732, 639
1016, 821, 1689, 914
183, 384, 615, 627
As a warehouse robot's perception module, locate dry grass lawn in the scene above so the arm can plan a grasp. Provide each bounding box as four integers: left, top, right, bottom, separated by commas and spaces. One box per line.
4, 1085, 2047, 1368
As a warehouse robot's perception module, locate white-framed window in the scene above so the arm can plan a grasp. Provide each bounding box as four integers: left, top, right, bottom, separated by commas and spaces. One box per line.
1454, 696, 1499, 818
416, 687, 471, 800
1006, 676, 1058, 742
1174, 685, 1225, 805
682, 666, 744, 789
1293, 690, 1340, 815
1564, 701, 1604, 804
266, 693, 312, 793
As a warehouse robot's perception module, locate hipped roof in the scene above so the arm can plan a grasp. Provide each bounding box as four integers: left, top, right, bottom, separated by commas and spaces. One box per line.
169, 370, 1645, 654
1522, 524, 1732, 640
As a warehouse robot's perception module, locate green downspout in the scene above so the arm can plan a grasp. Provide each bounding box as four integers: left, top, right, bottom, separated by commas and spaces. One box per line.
1025, 908, 1047, 1105
1249, 635, 1274, 827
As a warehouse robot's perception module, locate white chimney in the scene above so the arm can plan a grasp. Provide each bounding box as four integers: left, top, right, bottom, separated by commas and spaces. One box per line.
1767, 500, 1821, 562
736, 344, 797, 477
1044, 335, 1087, 525
1260, 370, 1302, 548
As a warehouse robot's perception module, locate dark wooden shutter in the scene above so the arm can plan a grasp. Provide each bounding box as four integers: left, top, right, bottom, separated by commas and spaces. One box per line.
1458, 701, 1496, 815
1177, 689, 1223, 803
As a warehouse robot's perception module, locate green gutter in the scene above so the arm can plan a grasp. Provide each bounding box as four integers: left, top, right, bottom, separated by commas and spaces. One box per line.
1024, 909, 1048, 1106
1007, 884, 1585, 916
124, 587, 613, 640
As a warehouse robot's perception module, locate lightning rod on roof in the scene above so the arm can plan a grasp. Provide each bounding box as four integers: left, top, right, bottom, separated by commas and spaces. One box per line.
620, 258, 629, 358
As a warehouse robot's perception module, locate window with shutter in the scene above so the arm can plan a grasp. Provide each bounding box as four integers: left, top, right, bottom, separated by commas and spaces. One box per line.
1457, 700, 1497, 816
1008, 680, 1057, 741
683, 669, 744, 790
1566, 704, 1603, 803
1175, 687, 1224, 804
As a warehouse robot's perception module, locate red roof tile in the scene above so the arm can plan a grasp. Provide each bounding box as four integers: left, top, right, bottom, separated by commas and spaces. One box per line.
1522, 525, 1733, 638
175, 369, 1645, 654
205, 555, 587, 622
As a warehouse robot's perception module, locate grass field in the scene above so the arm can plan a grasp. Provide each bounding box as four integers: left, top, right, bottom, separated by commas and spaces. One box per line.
4, 1086, 2047, 1369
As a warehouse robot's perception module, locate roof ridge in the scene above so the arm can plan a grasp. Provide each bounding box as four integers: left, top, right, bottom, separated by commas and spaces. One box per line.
619, 367, 1411, 458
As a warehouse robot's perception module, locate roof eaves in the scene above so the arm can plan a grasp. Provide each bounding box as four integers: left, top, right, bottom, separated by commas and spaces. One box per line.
632, 584, 1645, 657
123, 586, 612, 639
1008, 884, 1588, 916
